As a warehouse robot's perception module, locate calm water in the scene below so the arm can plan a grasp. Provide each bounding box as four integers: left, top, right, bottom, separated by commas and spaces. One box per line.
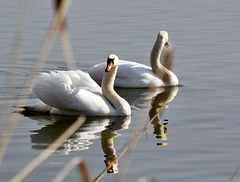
1, 0, 240, 181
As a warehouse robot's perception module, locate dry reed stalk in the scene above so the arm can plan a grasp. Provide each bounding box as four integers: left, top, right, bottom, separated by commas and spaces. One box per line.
13, 0, 72, 103
52, 157, 89, 182
93, 49, 175, 181
93, 112, 159, 182
59, 28, 77, 69
10, 116, 86, 182
0, 0, 28, 166
161, 47, 174, 70
229, 165, 240, 182
55, 0, 76, 69
0, 0, 72, 166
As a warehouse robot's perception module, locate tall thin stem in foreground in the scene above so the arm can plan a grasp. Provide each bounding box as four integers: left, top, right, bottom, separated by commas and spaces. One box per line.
10, 116, 86, 182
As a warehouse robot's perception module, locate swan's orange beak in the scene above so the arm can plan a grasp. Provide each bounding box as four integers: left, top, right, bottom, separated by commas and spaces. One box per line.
165, 42, 169, 47
105, 60, 114, 72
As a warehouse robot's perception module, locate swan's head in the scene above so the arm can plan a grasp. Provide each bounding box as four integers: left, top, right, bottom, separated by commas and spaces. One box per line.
158, 31, 169, 47
105, 54, 119, 72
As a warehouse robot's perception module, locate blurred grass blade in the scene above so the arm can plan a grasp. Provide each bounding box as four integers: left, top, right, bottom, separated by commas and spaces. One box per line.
0, 0, 28, 166
0, 0, 72, 167
78, 159, 90, 182
59, 28, 76, 69
93, 112, 159, 182
162, 46, 174, 70
54, 0, 76, 69
52, 157, 89, 182
10, 116, 86, 182
229, 165, 240, 182
13, 0, 72, 104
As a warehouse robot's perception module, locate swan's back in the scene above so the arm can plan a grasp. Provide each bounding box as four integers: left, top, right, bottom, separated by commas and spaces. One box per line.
31, 70, 117, 116
89, 60, 165, 88
58, 70, 101, 93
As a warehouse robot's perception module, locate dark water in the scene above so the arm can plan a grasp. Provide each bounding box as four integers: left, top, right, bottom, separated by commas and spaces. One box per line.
1, 0, 240, 181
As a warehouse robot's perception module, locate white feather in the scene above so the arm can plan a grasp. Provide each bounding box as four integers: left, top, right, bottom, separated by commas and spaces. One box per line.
89, 31, 179, 88
30, 55, 131, 116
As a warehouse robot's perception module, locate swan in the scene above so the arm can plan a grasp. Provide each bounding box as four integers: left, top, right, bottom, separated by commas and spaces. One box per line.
88, 31, 179, 88
23, 54, 131, 116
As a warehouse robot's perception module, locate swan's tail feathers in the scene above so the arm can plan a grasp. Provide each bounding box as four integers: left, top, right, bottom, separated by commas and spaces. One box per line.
31, 71, 103, 113
13, 106, 51, 116
162, 47, 174, 70
13, 100, 52, 115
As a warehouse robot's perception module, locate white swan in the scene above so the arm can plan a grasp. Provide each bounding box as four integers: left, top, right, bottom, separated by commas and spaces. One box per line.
27, 54, 131, 116
88, 31, 179, 88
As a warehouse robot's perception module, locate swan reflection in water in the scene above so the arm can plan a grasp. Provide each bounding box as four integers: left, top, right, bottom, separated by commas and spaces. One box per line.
101, 117, 131, 174
21, 88, 154, 155
148, 86, 178, 146
101, 87, 178, 173
26, 115, 130, 155
21, 86, 178, 173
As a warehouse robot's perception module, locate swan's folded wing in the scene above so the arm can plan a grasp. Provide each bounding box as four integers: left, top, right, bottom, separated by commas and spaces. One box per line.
89, 60, 164, 88
88, 60, 152, 86
31, 71, 114, 116
116, 60, 155, 87
56, 70, 102, 93
117, 60, 165, 87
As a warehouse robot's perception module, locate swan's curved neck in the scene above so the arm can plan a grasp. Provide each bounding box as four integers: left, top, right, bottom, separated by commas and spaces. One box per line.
101, 66, 130, 115
150, 39, 170, 83
101, 66, 118, 94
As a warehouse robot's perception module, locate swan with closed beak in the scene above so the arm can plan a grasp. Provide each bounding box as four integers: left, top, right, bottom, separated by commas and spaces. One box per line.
26, 54, 131, 116
89, 31, 179, 88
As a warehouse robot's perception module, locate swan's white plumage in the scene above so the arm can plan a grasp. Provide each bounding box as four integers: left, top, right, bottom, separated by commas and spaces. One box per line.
32, 71, 113, 115
89, 60, 165, 87
88, 31, 179, 88
30, 55, 131, 116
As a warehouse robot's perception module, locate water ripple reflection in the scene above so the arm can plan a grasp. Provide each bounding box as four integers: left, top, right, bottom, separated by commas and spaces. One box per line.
27, 115, 130, 155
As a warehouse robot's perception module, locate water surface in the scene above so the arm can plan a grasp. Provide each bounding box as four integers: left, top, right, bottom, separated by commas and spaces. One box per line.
0, 0, 240, 181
